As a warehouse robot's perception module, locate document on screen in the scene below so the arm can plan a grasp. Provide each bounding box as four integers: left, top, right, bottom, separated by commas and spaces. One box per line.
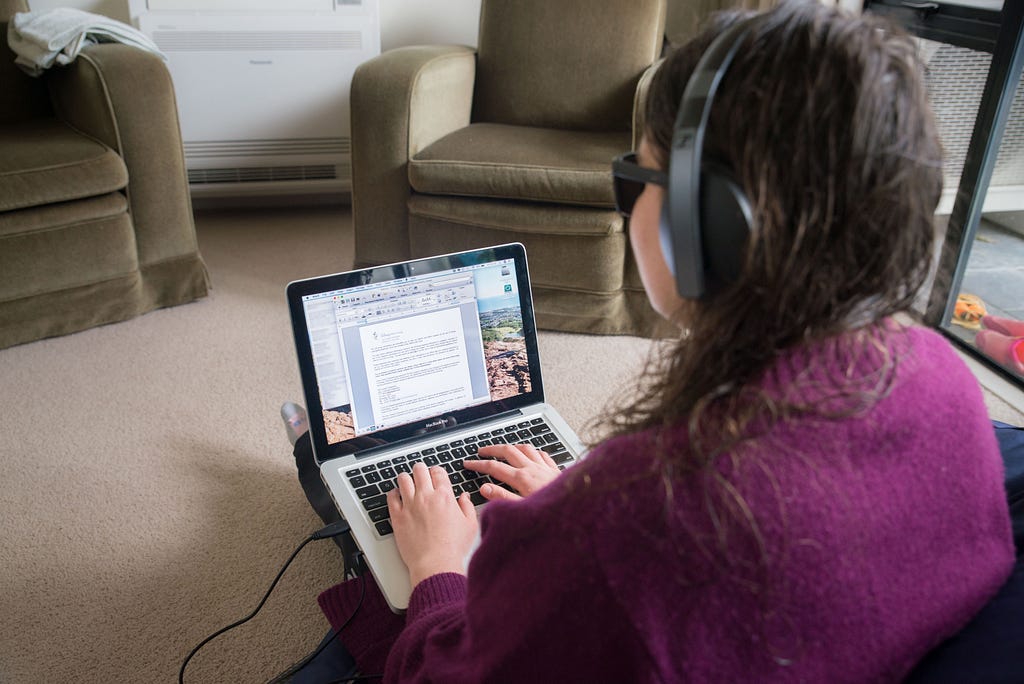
359, 307, 474, 429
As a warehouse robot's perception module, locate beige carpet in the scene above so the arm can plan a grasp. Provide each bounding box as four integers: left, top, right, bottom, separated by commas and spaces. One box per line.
1, 205, 1021, 683
0, 206, 656, 683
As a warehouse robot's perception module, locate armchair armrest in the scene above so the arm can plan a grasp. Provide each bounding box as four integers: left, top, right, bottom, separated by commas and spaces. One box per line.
631, 58, 663, 151
350, 44, 476, 266
46, 44, 198, 271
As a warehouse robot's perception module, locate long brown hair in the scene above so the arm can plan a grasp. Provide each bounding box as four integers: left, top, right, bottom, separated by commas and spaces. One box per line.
580, 7, 944, 646
605, 2, 943, 454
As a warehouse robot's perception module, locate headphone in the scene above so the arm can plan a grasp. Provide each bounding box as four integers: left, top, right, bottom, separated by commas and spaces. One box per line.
660, 17, 758, 300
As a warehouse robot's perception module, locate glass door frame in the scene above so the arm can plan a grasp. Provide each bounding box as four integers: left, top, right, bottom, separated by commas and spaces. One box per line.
865, 0, 1024, 388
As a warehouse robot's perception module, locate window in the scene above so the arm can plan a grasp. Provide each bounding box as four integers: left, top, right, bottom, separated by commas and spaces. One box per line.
867, 0, 1024, 387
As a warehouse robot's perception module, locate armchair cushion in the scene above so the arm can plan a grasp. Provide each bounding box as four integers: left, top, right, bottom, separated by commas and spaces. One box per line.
473, 0, 665, 130
0, 118, 127, 211
409, 123, 629, 207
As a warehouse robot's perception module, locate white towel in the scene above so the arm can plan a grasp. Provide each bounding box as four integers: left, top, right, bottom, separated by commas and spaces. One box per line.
8, 9, 166, 77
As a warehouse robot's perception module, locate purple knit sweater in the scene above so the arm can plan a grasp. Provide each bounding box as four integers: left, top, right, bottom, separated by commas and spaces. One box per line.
318, 325, 1013, 682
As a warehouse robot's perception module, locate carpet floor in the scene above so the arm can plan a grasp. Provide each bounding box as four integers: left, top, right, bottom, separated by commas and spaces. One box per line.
0, 204, 1019, 682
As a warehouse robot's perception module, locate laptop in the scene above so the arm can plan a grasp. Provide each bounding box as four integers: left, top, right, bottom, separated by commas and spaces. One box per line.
287, 243, 586, 612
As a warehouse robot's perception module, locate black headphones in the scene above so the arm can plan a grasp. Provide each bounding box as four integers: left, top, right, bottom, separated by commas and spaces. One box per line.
660, 17, 757, 300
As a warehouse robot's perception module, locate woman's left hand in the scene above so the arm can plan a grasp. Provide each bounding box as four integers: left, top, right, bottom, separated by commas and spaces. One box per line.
388, 462, 479, 587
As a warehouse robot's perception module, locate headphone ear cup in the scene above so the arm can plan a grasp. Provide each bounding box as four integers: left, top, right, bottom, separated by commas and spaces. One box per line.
700, 166, 753, 295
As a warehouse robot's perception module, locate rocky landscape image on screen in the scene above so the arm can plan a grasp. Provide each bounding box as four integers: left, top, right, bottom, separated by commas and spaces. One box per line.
480, 307, 531, 400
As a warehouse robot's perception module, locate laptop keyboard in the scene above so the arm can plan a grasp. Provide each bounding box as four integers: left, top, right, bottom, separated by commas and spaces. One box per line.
344, 417, 574, 537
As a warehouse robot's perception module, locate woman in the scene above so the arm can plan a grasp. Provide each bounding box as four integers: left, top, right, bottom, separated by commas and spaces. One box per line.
310, 3, 1014, 681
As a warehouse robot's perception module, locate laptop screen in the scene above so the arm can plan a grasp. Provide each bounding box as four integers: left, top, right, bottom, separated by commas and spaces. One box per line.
287, 243, 545, 462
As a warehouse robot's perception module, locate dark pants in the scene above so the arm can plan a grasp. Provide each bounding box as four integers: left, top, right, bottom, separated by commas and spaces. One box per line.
294, 431, 344, 529
291, 432, 361, 683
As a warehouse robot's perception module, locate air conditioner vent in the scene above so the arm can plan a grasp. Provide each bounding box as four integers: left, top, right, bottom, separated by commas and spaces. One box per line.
153, 30, 363, 52
188, 165, 339, 185
184, 138, 350, 160
925, 42, 1024, 190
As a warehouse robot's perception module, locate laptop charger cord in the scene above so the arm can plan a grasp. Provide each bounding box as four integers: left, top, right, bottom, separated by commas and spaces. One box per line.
178, 519, 369, 684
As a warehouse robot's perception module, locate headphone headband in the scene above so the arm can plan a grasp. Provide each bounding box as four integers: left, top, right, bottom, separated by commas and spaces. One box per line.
662, 17, 758, 300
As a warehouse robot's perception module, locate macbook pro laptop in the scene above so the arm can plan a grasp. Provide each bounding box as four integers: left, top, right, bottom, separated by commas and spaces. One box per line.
287, 243, 586, 612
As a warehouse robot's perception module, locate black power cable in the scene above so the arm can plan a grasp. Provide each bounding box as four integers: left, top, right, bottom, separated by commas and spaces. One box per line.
179, 520, 353, 684
265, 554, 370, 684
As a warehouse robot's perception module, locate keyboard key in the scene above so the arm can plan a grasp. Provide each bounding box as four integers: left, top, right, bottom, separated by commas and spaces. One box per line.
462, 479, 479, 492
450, 439, 464, 447
345, 468, 361, 477
378, 458, 392, 468
530, 424, 551, 436
518, 421, 531, 428
470, 491, 487, 506
379, 467, 396, 480
438, 451, 454, 463
362, 494, 387, 511
543, 433, 559, 444
449, 471, 464, 484
393, 455, 409, 463
422, 447, 436, 455
466, 444, 479, 455
369, 507, 390, 522
380, 480, 396, 493
356, 484, 381, 499
366, 471, 382, 484
375, 520, 393, 536
478, 432, 491, 439
465, 436, 478, 443
395, 463, 411, 474
348, 475, 367, 488
552, 453, 573, 465
361, 464, 377, 473
530, 417, 544, 424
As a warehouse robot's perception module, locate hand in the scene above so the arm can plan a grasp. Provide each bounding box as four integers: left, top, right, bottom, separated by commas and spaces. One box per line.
976, 315, 1024, 375
388, 462, 479, 587
464, 443, 562, 502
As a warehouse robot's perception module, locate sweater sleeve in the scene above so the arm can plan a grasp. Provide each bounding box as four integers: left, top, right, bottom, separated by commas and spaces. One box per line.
382, 466, 643, 683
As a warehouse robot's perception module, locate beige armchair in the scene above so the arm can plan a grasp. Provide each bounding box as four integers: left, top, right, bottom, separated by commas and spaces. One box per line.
0, 0, 208, 349
350, 0, 671, 336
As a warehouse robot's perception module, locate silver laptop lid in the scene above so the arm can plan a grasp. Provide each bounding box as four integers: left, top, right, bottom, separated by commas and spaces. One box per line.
287, 243, 546, 464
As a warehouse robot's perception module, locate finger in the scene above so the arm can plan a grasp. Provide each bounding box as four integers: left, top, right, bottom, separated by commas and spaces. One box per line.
411, 461, 433, 490
457, 492, 477, 518
429, 465, 452, 492
479, 482, 522, 502
386, 487, 403, 513
515, 443, 548, 464
395, 471, 415, 500
464, 458, 517, 482
478, 444, 529, 467
538, 450, 557, 469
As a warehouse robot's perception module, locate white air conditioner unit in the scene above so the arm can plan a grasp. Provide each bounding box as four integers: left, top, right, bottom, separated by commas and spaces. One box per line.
130, 0, 379, 197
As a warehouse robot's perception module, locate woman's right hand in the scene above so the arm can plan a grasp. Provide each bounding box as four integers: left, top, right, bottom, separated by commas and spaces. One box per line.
464, 443, 562, 501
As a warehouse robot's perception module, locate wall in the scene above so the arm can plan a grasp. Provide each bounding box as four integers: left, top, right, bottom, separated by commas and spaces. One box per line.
25, 0, 483, 50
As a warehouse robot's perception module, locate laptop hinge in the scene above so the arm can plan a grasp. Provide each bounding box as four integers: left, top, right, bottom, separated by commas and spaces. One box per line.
353, 409, 524, 460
